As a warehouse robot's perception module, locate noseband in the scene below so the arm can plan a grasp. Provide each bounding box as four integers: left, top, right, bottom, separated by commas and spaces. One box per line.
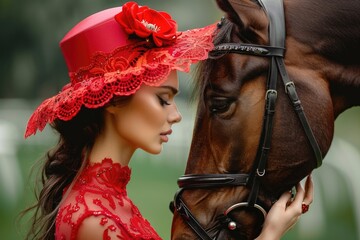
171, 0, 323, 239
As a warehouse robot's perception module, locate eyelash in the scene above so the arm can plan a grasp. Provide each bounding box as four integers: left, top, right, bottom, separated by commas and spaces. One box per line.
157, 95, 170, 106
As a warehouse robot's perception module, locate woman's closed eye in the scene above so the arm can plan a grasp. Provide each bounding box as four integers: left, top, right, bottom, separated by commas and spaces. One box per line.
157, 95, 171, 106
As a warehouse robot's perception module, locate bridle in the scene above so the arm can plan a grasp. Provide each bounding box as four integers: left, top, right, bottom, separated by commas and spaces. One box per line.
170, 0, 323, 239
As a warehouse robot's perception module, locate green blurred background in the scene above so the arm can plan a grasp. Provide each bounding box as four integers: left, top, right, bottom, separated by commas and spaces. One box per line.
0, 0, 359, 239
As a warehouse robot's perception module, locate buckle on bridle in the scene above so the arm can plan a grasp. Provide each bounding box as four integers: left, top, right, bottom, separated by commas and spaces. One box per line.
265, 89, 277, 100
256, 169, 266, 177
285, 81, 295, 94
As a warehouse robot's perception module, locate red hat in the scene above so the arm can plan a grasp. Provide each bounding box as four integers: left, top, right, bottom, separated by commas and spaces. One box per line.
25, 2, 216, 138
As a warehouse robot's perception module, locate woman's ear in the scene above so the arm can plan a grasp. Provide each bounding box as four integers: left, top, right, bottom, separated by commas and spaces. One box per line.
105, 105, 118, 115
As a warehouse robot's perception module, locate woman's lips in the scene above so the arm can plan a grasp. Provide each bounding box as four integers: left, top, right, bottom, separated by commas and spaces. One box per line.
160, 129, 172, 142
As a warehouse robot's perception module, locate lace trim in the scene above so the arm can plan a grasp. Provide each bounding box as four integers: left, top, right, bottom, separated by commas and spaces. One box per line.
25, 23, 217, 138
55, 158, 162, 240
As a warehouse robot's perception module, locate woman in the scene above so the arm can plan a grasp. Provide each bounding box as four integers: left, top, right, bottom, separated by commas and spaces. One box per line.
24, 2, 313, 240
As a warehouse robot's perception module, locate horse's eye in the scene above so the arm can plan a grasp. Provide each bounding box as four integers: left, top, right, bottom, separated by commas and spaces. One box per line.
209, 97, 236, 117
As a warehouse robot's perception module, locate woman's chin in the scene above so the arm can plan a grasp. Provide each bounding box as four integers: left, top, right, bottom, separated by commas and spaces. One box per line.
142, 145, 163, 155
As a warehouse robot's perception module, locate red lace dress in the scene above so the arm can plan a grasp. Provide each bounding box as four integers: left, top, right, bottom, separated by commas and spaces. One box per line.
55, 158, 162, 240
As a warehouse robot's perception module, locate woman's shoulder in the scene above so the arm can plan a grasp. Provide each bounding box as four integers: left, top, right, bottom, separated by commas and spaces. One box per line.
56, 198, 162, 240
55, 180, 161, 240
76, 215, 128, 240
75, 213, 162, 240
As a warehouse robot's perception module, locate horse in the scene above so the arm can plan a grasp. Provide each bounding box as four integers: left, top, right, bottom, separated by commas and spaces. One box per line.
170, 0, 360, 239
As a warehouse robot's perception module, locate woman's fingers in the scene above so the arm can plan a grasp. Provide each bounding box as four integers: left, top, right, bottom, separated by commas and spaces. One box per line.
271, 175, 314, 216
303, 174, 314, 205
255, 175, 315, 240
275, 191, 292, 208
285, 175, 313, 215
292, 175, 313, 214
292, 182, 305, 207
301, 175, 313, 214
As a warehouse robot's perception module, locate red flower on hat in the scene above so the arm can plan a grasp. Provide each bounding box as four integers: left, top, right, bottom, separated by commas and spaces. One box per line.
115, 1, 178, 47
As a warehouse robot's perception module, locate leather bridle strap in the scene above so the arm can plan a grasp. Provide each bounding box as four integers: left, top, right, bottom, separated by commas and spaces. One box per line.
172, 174, 249, 240
259, 0, 322, 168
246, 0, 285, 207
276, 57, 323, 167
171, 0, 323, 239
178, 174, 249, 188
174, 189, 214, 240
212, 43, 284, 57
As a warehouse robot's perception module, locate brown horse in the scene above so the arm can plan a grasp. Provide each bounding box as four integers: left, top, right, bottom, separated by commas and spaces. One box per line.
171, 0, 360, 239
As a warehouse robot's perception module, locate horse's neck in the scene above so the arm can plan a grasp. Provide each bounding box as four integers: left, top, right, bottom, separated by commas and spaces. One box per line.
286, 0, 360, 114
287, 0, 360, 63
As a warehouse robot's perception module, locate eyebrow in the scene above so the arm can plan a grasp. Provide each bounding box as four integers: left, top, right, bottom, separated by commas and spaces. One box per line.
158, 85, 179, 95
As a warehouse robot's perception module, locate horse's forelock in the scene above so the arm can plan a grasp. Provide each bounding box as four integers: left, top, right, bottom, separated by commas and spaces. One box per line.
192, 20, 236, 103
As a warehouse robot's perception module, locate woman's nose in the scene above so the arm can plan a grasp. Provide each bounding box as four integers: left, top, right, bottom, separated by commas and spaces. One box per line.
169, 105, 182, 124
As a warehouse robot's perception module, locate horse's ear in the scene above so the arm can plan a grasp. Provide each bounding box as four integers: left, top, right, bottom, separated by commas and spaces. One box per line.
215, 0, 268, 43
216, 0, 244, 27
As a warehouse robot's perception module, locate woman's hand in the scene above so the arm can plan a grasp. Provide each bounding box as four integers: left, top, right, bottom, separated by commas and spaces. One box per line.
255, 175, 314, 240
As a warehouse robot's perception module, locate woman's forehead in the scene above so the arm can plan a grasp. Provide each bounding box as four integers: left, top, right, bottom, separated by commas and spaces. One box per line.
160, 70, 179, 89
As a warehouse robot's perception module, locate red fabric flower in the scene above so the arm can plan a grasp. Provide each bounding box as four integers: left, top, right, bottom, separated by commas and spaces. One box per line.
115, 1, 178, 47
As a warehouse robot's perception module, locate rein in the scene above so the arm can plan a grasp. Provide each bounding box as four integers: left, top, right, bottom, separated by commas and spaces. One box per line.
171, 0, 323, 239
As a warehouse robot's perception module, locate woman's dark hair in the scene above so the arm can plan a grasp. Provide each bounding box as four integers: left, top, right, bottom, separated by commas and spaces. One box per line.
23, 95, 131, 240
24, 106, 104, 240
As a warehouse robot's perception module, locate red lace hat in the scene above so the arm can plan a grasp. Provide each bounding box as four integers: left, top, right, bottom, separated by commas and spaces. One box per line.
25, 2, 216, 138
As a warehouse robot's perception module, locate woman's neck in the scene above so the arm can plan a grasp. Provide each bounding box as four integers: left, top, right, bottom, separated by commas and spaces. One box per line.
89, 116, 136, 166
89, 136, 134, 166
